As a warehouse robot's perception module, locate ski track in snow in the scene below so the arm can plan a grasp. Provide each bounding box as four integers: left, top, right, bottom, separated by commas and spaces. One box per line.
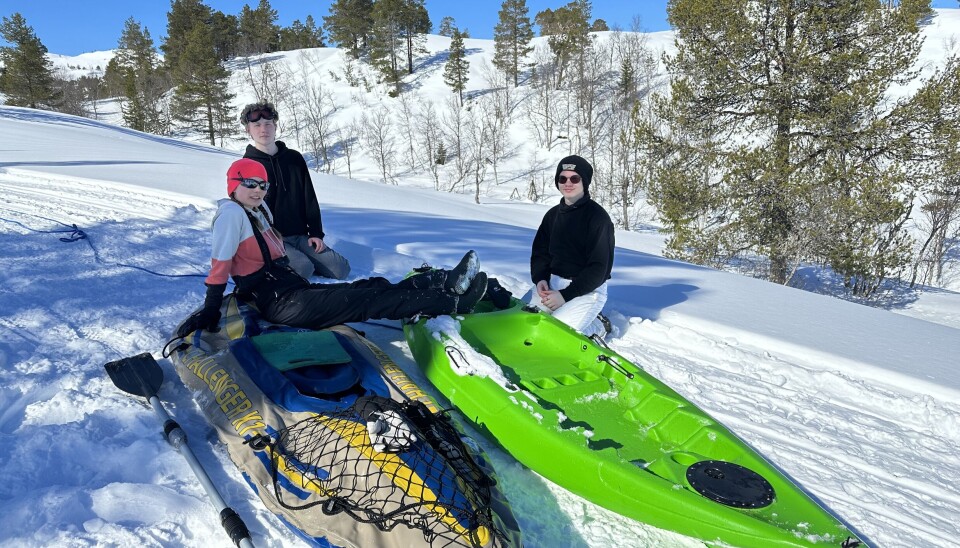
0, 169, 204, 224
610, 318, 960, 547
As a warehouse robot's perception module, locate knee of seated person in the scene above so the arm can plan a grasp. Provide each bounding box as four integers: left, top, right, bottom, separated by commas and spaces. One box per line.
292, 262, 314, 280
317, 262, 350, 280
332, 262, 351, 279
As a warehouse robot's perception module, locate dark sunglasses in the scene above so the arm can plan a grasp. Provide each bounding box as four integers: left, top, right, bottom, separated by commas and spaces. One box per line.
245, 109, 275, 123
558, 174, 582, 185
231, 177, 269, 191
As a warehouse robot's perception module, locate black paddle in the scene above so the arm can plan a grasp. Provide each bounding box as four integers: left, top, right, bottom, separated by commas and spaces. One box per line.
104, 352, 255, 548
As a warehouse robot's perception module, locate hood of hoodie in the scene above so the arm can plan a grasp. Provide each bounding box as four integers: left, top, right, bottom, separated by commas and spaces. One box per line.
244, 141, 291, 192
243, 140, 289, 160
558, 193, 591, 213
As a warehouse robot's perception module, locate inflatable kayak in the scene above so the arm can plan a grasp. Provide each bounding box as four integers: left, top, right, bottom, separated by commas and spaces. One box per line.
403, 298, 865, 548
169, 294, 522, 548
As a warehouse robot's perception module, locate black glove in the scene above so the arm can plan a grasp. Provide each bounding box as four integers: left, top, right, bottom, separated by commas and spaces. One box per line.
176, 284, 225, 337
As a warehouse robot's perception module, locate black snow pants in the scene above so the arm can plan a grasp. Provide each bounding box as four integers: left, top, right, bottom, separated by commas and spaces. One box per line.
256, 276, 458, 330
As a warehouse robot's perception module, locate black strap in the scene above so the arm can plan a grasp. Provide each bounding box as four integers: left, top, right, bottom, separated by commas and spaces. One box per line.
243, 208, 276, 268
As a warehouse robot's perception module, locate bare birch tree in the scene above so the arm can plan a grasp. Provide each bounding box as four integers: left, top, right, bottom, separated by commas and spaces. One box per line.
337, 117, 364, 180
479, 61, 516, 185
522, 45, 559, 148
396, 92, 420, 170
360, 104, 398, 183
414, 100, 445, 189
302, 81, 339, 172
439, 94, 471, 191
466, 107, 490, 203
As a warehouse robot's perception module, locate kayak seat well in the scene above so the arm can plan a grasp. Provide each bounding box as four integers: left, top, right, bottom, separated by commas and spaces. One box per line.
251, 330, 361, 396
523, 370, 603, 391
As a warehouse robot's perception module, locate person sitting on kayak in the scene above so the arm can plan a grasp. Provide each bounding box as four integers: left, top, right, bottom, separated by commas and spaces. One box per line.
529, 154, 614, 338
177, 158, 486, 336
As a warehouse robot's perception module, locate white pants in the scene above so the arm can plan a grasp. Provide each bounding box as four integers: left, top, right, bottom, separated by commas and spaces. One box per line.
528, 274, 607, 337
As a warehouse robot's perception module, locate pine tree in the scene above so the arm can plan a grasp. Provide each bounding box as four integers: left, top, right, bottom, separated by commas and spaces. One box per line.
589, 19, 609, 32
171, 23, 236, 145
493, 0, 534, 87
616, 58, 635, 109
305, 15, 326, 46
102, 57, 127, 97
323, 0, 374, 59
209, 12, 240, 61
0, 13, 58, 109
654, 0, 935, 290
534, 0, 591, 85
397, 0, 430, 75
161, 0, 213, 71
437, 16, 456, 37
238, 0, 280, 55
280, 15, 325, 50
443, 28, 469, 106
113, 18, 167, 133
369, 0, 405, 95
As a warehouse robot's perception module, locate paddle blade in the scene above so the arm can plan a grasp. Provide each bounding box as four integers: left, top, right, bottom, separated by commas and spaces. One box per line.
104, 352, 164, 399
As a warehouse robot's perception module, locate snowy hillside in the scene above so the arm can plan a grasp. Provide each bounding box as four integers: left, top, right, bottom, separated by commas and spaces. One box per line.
48, 50, 114, 79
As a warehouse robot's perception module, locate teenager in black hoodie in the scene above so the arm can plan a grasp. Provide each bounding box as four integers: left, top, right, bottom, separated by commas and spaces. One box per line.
530, 155, 614, 337
240, 101, 351, 281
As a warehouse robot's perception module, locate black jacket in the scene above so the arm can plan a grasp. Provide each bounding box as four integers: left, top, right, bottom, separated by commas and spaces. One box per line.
531, 194, 614, 301
244, 142, 325, 239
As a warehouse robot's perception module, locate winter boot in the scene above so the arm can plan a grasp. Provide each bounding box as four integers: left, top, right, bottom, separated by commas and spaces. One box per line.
445, 250, 479, 295
400, 268, 448, 290
456, 272, 488, 314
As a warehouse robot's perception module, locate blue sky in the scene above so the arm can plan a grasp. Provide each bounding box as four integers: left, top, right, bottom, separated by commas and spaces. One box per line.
3, 1, 959, 56
1, 1, 673, 56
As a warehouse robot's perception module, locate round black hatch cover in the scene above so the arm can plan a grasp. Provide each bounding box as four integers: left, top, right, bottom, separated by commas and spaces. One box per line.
686, 460, 775, 509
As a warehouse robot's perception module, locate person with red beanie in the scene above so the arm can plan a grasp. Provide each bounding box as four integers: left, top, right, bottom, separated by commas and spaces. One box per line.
176, 158, 486, 336
529, 155, 615, 337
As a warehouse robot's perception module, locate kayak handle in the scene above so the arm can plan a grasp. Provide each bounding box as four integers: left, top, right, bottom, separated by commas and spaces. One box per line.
446, 346, 473, 375
597, 354, 634, 380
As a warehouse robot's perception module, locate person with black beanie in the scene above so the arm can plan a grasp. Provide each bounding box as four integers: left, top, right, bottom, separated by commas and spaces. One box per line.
529, 155, 614, 337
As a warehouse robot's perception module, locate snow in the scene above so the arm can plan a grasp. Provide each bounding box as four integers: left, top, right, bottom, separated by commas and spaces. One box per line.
48, 50, 114, 79
2, 11, 960, 548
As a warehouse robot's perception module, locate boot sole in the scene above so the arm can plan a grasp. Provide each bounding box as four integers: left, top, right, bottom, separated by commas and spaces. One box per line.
449, 251, 479, 295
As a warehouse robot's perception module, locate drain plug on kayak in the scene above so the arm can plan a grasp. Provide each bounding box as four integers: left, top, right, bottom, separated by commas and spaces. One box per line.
686, 460, 775, 508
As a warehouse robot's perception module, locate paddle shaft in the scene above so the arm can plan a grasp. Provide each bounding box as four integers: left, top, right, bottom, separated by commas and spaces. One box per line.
148, 395, 255, 548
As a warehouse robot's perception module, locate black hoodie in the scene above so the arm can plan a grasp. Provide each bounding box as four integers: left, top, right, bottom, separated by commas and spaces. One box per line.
243, 141, 325, 239
530, 194, 615, 301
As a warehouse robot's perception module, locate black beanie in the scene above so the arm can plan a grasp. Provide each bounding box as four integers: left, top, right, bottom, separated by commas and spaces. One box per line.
555, 155, 593, 190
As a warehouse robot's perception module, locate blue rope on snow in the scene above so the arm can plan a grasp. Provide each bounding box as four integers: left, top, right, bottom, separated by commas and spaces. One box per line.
1, 215, 209, 280
58, 224, 88, 242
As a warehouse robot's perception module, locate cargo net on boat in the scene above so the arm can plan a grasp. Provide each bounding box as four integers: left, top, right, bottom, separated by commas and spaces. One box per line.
247, 396, 511, 548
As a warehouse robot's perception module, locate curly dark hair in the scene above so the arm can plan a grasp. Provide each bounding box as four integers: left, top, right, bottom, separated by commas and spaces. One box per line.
239, 101, 279, 125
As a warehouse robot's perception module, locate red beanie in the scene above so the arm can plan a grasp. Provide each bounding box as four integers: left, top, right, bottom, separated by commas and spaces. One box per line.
226, 158, 268, 195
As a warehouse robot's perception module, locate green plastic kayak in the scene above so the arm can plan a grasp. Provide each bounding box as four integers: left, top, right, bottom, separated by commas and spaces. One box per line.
403, 299, 865, 548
